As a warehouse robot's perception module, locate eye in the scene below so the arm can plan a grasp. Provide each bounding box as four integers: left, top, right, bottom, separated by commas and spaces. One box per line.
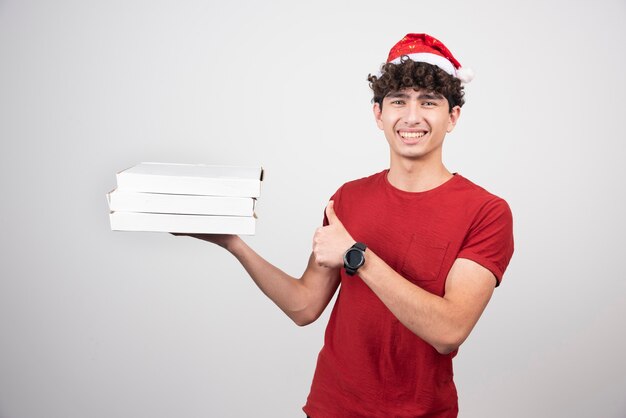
391, 100, 405, 105
423, 101, 437, 107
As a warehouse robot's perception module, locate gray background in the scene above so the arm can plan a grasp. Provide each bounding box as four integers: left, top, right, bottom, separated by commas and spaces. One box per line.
1, 0, 625, 417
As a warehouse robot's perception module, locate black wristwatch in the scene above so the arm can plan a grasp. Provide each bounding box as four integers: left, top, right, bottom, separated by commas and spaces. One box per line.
343, 242, 367, 276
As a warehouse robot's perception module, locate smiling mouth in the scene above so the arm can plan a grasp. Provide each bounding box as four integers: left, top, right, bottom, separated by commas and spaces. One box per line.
398, 131, 427, 139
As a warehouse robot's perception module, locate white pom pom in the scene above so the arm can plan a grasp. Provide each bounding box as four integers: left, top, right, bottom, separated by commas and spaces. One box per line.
456, 67, 475, 83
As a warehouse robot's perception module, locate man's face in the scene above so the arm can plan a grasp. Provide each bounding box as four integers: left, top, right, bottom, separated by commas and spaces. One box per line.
373, 88, 460, 164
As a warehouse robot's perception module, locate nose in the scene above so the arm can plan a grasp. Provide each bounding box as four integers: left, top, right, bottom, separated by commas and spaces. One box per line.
404, 101, 423, 125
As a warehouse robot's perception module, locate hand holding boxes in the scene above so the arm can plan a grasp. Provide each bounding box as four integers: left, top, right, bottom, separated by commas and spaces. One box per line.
107, 162, 263, 235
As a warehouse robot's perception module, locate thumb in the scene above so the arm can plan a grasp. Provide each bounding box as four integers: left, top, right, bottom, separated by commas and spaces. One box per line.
326, 200, 340, 224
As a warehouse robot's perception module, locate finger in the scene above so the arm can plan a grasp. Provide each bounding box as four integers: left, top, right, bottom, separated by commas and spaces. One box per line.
325, 200, 339, 224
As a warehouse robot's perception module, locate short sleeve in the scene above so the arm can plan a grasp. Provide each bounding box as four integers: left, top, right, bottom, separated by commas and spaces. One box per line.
457, 197, 514, 286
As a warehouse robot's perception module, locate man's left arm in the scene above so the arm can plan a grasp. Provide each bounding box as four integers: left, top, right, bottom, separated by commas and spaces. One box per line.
313, 200, 499, 355
358, 252, 495, 355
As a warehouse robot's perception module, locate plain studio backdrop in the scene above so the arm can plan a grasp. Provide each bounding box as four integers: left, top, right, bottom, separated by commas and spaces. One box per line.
1, 1, 625, 417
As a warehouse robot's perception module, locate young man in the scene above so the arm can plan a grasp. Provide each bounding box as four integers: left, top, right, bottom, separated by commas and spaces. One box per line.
181, 34, 514, 417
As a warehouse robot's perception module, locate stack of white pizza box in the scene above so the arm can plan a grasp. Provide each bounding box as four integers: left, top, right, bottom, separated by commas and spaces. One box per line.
108, 162, 263, 235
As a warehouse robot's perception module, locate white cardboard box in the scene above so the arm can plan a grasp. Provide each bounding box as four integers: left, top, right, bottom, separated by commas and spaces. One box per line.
116, 162, 264, 197
109, 212, 256, 235
107, 189, 255, 216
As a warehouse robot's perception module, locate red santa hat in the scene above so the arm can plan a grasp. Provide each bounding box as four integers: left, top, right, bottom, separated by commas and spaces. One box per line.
385, 33, 474, 83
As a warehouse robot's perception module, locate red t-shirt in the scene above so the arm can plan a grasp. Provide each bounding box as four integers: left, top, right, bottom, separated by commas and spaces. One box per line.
303, 171, 514, 418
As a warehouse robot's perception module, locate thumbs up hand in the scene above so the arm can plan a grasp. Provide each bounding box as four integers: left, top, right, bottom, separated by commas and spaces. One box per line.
312, 201, 355, 269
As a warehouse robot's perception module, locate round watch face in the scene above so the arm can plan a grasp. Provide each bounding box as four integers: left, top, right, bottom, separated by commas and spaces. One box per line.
345, 248, 365, 269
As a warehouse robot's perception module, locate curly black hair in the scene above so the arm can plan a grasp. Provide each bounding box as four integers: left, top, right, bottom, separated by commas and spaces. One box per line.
367, 59, 465, 111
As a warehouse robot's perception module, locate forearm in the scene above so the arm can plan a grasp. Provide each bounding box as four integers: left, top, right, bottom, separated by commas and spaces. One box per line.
358, 250, 485, 354
225, 237, 312, 323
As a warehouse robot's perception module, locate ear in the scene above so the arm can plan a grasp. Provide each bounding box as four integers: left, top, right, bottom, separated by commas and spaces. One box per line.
373, 102, 384, 130
446, 106, 461, 133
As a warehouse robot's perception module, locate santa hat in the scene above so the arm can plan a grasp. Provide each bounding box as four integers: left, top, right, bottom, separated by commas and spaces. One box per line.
385, 33, 474, 83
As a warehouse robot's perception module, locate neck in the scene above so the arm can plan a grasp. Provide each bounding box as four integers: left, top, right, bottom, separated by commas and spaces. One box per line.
387, 158, 453, 193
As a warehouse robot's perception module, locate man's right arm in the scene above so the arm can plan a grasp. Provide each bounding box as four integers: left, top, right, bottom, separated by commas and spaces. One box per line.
179, 234, 341, 326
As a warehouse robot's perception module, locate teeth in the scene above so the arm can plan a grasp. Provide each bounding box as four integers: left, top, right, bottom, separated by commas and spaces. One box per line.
399, 131, 426, 139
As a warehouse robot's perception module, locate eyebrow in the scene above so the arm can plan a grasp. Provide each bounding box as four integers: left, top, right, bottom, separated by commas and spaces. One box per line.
417, 92, 444, 101
385, 91, 445, 101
